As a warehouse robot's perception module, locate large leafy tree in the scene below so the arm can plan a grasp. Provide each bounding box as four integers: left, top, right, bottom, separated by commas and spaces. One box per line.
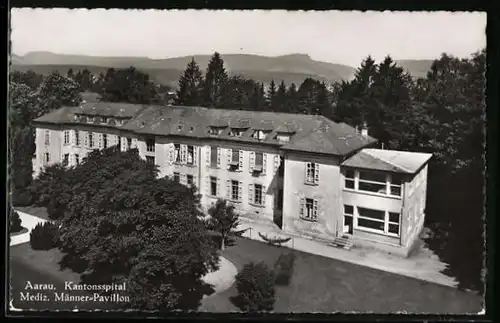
33, 147, 219, 310
410, 51, 486, 293
9, 82, 39, 206
175, 58, 204, 106
285, 83, 299, 114
202, 52, 229, 108
206, 199, 243, 250
37, 71, 82, 116
99, 67, 162, 104
10, 70, 44, 90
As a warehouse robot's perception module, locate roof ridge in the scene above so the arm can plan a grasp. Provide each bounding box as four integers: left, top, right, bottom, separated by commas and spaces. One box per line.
363, 149, 412, 173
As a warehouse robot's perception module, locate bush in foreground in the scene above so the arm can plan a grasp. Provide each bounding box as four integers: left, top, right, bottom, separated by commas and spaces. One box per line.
11, 188, 32, 207
10, 209, 23, 233
30, 222, 60, 250
233, 261, 276, 312
274, 252, 296, 286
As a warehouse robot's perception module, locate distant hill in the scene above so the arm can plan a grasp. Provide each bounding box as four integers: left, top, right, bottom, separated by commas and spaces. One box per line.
11, 51, 435, 87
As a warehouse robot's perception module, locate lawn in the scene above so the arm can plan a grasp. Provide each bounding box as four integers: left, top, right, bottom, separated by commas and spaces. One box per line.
200, 237, 483, 314
9, 243, 126, 311
10, 227, 28, 237
15, 206, 50, 220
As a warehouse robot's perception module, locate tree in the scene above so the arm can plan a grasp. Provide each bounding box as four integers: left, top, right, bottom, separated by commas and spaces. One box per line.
74, 68, 94, 92
233, 262, 276, 312
266, 80, 277, 111
411, 51, 486, 293
249, 82, 267, 111
285, 83, 299, 113
10, 70, 44, 90
202, 52, 229, 108
37, 71, 82, 117
67, 68, 75, 79
206, 199, 243, 250
41, 147, 220, 310
175, 58, 204, 106
274, 81, 288, 113
99, 67, 162, 104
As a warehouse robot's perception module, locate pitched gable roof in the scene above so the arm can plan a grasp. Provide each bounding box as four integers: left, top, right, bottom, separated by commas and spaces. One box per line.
341, 148, 432, 174
33, 103, 377, 156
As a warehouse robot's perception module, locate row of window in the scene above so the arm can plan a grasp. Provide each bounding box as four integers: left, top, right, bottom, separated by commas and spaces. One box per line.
204, 176, 267, 206
208, 126, 293, 143
172, 172, 197, 187
344, 170, 403, 198
42, 153, 81, 167
344, 205, 401, 237
73, 114, 127, 126
58, 130, 127, 150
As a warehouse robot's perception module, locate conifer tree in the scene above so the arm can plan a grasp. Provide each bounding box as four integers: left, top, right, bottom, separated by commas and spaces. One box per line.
175, 58, 204, 106
202, 52, 229, 108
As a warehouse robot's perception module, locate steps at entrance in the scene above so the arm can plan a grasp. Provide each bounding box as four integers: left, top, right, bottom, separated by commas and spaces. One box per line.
328, 234, 354, 250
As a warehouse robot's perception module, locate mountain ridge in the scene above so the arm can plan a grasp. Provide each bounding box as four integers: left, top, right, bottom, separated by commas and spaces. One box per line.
11, 51, 434, 87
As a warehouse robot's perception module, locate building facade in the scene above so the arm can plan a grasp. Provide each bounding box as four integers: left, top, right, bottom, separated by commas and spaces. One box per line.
32, 101, 431, 257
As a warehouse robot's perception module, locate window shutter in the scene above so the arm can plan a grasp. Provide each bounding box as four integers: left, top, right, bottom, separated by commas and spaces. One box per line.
238, 181, 243, 201
238, 150, 244, 170
193, 175, 198, 188
249, 151, 256, 172
84, 132, 88, 147
72, 130, 76, 145
262, 153, 267, 175
193, 146, 198, 166
313, 199, 319, 219
98, 133, 103, 149
217, 148, 221, 167
167, 144, 173, 164
274, 155, 279, 173
179, 145, 185, 163
304, 163, 309, 182
227, 149, 232, 169
216, 178, 220, 196
248, 184, 254, 204
226, 180, 231, 199
205, 176, 210, 195
181, 173, 187, 185
206, 147, 210, 166
262, 185, 266, 206
299, 197, 305, 217
132, 138, 138, 149
314, 163, 320, 184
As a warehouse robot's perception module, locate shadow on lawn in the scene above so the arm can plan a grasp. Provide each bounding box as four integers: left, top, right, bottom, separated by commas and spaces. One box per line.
208, 233, 237, 249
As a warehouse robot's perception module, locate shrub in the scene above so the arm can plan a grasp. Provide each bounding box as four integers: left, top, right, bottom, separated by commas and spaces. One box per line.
30, 222, 60, 250
11, 189, 32, 207
234, 261, 276, 312
10, 209, 23, 233
258, 232, 291, 247
274, 252, 296, 286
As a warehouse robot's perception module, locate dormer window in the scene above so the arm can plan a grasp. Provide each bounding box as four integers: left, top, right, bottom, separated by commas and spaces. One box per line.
209, 126, 225, 135
276, 132, 292, 143
252, 130, 271, 141
87, 116, 95, 123
100, 116, 108, 124
108, 118, 116, 126
229, 128, 246, 137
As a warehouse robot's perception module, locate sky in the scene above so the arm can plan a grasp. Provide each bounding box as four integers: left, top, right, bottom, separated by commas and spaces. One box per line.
10, 9, 486, 67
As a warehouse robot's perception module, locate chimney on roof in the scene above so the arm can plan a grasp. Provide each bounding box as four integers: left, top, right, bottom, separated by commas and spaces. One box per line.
360, 122, 368, 138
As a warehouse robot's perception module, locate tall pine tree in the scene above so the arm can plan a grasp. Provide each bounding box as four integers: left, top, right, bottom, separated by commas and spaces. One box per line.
202, 52, 229, 108
175, 58, 204, 106
266, 80, 277, 111
274, 81, 288, 113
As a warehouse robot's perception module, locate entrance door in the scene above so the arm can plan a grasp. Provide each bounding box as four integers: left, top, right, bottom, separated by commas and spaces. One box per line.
343, 215, 353, 234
